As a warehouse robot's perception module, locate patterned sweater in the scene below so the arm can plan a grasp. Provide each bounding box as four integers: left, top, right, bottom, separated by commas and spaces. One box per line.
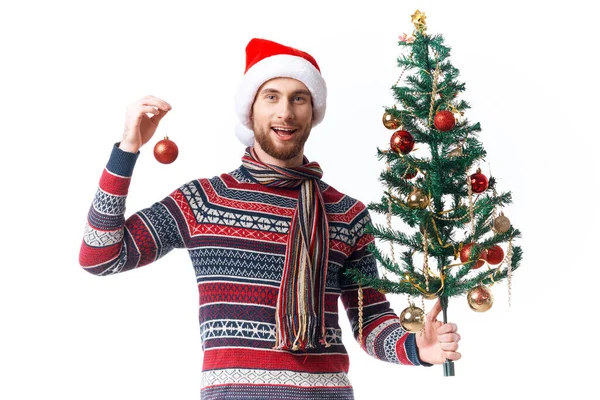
79, 144, 427, 400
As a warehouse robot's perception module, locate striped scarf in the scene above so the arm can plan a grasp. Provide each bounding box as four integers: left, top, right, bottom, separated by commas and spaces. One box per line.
241, 147, 330, 351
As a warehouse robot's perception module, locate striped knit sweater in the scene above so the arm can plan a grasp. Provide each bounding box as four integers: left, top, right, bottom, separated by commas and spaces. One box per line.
79, 144, 427, 400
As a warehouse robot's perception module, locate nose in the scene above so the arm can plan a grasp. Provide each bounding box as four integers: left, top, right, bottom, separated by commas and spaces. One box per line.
277, 100, 294, 121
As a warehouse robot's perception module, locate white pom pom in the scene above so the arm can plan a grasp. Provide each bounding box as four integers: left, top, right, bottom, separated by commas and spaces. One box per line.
235, 123, 255, 146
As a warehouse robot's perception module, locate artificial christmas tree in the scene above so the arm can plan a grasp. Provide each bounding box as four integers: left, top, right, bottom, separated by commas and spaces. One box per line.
346, 10, 523, 376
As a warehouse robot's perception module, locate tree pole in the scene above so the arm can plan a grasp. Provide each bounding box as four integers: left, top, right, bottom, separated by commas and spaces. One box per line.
440, 295, 455, 377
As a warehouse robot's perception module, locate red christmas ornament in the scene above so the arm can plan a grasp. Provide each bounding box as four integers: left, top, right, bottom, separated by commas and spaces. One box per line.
403, 168, 417, 180
470, 169, 489, 193
460, 243, 488, 269
154, 136, 179, 164
433, 110, 455, 132
486, 245, 505, 265
390, 130, 415, 154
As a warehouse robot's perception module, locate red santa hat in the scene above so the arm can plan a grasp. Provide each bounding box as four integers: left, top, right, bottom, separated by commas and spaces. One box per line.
234, 38, 327, 146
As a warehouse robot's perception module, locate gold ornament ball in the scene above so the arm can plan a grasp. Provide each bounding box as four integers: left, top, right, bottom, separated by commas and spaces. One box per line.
407, 189, 429, 209
493, 214, 511, 234
399, 305, 425, 332
467, 286, 494, 312
382, 112, 400, 130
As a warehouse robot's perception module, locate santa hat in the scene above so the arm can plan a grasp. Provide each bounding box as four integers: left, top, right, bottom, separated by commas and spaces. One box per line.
234, 38, 327, 146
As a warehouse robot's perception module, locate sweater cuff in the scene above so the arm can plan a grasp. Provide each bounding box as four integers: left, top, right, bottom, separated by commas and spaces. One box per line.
107, 143, 140, 177
403, 333, 433, 367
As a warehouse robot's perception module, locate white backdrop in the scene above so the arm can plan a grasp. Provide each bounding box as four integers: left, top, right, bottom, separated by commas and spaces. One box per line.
1, 1, 598, 399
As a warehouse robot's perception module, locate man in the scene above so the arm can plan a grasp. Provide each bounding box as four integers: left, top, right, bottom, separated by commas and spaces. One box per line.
79, 38, 461, 400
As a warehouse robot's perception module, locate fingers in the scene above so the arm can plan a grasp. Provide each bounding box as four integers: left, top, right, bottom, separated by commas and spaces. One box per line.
121, 95, 172, 152
437, 322, 458, 335
138, 95, 172, 112
128, 96, 172, 119
443, 350, 462, 361
438, 331, 461, 345
140, 105, 162, 116
125, 95, 172, 128
426, 299, 442, 322
437, 322, 461, 360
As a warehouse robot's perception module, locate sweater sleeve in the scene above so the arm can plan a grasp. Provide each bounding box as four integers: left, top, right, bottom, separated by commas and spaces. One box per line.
340, 206, 430, 366
78, 144, 185, 276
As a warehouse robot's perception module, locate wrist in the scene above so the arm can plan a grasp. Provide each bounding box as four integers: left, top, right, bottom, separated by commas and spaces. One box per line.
118, 141, 140, 154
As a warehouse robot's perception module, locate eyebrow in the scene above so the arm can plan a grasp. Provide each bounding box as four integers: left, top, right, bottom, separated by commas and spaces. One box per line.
259, 88, 312, 97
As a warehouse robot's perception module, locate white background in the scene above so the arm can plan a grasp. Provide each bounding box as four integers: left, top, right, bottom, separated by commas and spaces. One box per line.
1, 0, 598, 399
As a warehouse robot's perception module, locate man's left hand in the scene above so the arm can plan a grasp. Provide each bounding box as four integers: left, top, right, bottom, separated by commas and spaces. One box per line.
415, 299, 462, 364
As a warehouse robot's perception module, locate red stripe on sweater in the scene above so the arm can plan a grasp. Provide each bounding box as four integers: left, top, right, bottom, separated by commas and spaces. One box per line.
353, 233, 374, 252
221, 174, 301, 198
99, 169, 131, 196
329, 240, 352, 255
199, 282, 279, 306
395, 333, 413, 365
198, 282, 340, 312
341, 287, 387, 308
78, 241, 121, 267
326, 201, 366, 223
201, 179, 295, 217
202, 348, 350, 373
126, 214, 157, 266
170, 190, 290, 241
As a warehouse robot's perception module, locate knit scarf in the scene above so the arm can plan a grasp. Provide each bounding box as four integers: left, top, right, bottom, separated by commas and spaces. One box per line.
241, 147, 330, 351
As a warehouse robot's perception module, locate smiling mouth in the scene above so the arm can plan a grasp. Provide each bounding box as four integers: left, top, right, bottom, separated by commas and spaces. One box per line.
271, 127, 297, 137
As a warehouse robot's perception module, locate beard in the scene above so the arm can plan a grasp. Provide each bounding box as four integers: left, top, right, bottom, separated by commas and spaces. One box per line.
252, 123, 311, 161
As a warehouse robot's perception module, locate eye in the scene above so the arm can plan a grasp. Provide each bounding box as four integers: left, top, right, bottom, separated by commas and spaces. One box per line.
294, 96, 308, 103
266, 94, 277, 100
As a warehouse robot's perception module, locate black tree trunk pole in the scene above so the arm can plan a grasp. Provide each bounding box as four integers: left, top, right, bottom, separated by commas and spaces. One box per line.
440, 295, 455, 377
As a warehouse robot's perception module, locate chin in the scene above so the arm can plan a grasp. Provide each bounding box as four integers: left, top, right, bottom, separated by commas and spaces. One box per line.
255, 132, 303, 157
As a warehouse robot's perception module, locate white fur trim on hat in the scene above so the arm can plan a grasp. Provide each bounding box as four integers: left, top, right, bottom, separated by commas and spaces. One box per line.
234, 54, 327, 145
235, 122, 255, 147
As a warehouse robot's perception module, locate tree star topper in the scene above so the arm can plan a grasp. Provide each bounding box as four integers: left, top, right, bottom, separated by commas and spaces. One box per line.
411, 9, 427, 32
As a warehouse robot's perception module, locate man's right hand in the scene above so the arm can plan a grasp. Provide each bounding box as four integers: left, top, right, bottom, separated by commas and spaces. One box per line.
119, 95, 172, 153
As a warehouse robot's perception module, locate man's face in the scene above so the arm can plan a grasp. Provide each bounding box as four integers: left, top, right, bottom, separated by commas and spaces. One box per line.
251, 77, 313, 166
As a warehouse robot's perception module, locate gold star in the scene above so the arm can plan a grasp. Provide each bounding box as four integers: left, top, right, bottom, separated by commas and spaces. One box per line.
411, 9, 427, 31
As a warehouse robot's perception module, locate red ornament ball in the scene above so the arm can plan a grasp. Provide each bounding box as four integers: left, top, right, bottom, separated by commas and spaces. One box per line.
403, 168, 418, 180
470, 170, 489, 193
390, 130, 415, 154
433, 110, 456, 132
486, 245, 505, 265
154, 136, 179, 164
460, 243, 488, 269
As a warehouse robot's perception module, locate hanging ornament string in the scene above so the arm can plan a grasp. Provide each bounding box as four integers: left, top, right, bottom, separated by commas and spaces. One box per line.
357, 283, 364, 344
422, 229, 430, 293
431, 207, 471, 222
505, 236, 514, 306
395, 65, 410, 87
385, 162, 396, 280
427, 59, 441, 127
467, 174, 476, 236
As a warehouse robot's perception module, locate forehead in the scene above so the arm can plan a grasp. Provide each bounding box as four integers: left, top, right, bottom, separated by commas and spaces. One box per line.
257, 77, 310, 93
